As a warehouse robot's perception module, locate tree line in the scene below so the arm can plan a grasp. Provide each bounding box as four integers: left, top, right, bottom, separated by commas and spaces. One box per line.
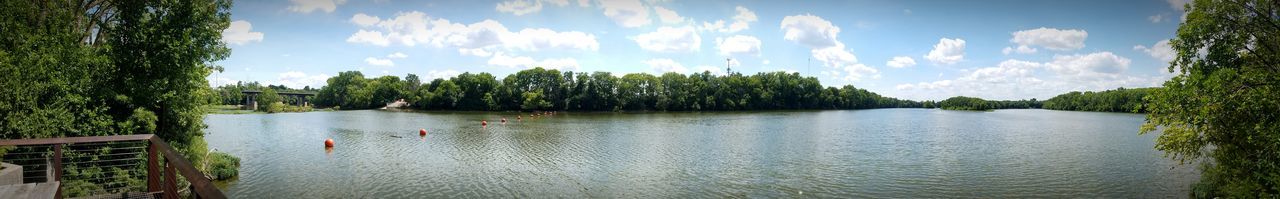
1041, 87, 1152, 113
933, 96, 1042, 111
312, 68, 923, 111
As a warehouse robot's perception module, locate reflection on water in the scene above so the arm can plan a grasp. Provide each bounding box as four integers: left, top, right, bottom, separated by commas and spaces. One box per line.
203, 109, 1198, 198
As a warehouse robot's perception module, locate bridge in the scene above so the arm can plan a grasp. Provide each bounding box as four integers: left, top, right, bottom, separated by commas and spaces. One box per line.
242, 90, 317, 110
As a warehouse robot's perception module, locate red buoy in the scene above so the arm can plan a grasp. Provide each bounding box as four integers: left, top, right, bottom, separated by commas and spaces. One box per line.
501, 118, 507, 123
419, 129, 427, 136
324, 139, 335, 148
482, 120, 488, 126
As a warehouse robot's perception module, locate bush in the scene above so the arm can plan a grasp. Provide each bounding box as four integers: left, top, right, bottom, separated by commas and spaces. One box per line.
206, 151, 240, 181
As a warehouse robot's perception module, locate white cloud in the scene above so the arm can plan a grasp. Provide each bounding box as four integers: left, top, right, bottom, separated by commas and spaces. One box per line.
653, 6, 686, 24
812, 45, 877, 81
728, 6, 758, 32
424, 69, 462, 80
1134, 40, 1175, 62
600, 0, 651, 28
1045, 52, 1131, 75
288, 0, 348, 13
716, 35, 761, 56
886, 56, 916, 68
1148, 14, 1166, 23
497, 0, 543, 16
634, 26, 701, 53
222, 20, 264, 45
387, 52, 408, 58
645, 58, 689, 74
779, 14, 877, 81
458, 48, 494, 57
925, 38, 965, 65
365, 57, 394, 66
1010, 27, 1088, 51
273, 71, 331, 89
350, 13, 380, 26
780, 14, 841, 49
762, 59, 771, 65
487, 52, 581, 71
346, 30, 391, 46
207, 76, 237, 87
1001, 45, 1038, 55
691, 65, 726, 76
894, 56, 1157, 100
346, 12, 599, 52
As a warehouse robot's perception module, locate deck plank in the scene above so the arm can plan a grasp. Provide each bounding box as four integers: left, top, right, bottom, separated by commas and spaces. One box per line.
0, 181, 59, 199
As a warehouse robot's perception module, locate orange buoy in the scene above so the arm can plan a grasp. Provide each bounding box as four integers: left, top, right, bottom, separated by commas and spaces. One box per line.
482, 120, 488, 126
324, 139, 335, 148
419, 129, 427, 136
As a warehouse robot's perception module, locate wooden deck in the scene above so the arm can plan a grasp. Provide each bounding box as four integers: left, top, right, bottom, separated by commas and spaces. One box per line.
0, 181, 59, 199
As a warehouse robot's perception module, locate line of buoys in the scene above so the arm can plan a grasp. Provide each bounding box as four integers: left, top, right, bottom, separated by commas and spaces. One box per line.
419, 129, 427, 136
324, 138, 335, 148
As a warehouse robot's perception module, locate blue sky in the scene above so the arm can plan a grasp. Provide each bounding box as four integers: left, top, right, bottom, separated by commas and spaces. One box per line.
214, 0, 1186, 101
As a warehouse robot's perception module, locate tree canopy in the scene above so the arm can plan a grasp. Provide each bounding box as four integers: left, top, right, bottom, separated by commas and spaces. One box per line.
314, 69, 923, 111
1140, 0, 1280, 197
1042, 87, 1153, 113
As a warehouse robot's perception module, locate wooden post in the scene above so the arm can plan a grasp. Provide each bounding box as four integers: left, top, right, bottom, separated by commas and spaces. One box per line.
52, 144, 62, 199
148, 141, 162, 193
164, 161, 178, 199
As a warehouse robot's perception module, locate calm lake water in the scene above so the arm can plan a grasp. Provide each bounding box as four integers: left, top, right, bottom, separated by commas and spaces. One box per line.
203, 109, 1198, 198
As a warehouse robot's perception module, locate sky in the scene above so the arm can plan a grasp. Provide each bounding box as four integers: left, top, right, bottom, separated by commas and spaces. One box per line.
213, 0, 1187, 101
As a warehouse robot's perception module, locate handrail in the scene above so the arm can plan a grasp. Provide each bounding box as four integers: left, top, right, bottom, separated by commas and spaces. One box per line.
0, 134, 155, 146
0, 134, 227, 199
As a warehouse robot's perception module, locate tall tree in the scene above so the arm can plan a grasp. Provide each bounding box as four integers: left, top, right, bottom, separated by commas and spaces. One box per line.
1140, 0, 1280, 197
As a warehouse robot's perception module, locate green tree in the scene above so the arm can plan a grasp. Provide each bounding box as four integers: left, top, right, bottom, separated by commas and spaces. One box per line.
256, 89, 283, 112
1140, 0, 1280, 197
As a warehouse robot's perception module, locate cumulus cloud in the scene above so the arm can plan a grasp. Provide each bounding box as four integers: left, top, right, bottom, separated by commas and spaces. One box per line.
925, 38, 965, 65
634, 26, 701, 53
387, 52, 408, 58
1010, 27, 1088, 51
424, 69, 462, 80
222, 20, 264, 45
1001, 45, 1038, 55
272, 71, 332, 89
497, 0, 544, 16
346, 12, 599, 53
701, 6, 757, 33
487, 52, 580, 71
716, 35, 761, 56
780, 14, 841, 49
886, 56, 916, 68
653, 6, 686, 24
600, 0, 651, 28
288, 0, 347, 13
645, 58, 689, 74
895, 56, 1157, 100
365, 57, 394, 66
1045, 52, 1131, 75
691, 65, 726, 76
1134, 40, 1175, 62
350, 13, 380, 26
779, 14, 877, 81
458, 48, 494, 57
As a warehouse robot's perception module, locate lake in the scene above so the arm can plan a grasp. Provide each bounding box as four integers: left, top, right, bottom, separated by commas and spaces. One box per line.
203, 109, 1199, 198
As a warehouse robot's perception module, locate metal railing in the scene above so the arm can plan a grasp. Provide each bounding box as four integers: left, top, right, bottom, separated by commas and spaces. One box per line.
0, 134, 225, 199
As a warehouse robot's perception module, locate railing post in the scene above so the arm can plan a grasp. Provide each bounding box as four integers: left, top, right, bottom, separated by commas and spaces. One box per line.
164, 160, 179, 199
53, 143, 63, 199
148, 140, 162, 193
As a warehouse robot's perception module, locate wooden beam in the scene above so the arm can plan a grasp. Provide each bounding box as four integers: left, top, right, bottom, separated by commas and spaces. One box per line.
148, 137, 226, 199
0, 134, 154, 146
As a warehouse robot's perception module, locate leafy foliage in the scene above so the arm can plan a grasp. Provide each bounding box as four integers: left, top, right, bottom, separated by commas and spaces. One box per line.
1140, 0, 1280, 197
1041, 87, 1152, 113
316, 69, 922, 111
